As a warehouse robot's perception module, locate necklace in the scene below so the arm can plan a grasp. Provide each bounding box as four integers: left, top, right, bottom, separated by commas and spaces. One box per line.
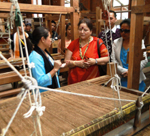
79, 36, 91, 60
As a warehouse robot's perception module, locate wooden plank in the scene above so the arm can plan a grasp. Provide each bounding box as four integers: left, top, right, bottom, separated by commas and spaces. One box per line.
60, 15, 66, 54
96, 7, 100, 37
0, 70, 29, 85
0, 48, 9, 52
51, 54, 64, 60
70, 0, 79, 40
60, 66, 69, 73
131, 5, 150, 14
60, 0, 66, 54
0, 2, 74, 14
144, 16, 150, 22
128, 0, 144, 90
0, 88, 21, 98
0, 13, 9, 18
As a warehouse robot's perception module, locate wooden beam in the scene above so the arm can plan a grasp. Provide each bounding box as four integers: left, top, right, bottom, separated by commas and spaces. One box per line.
60, 15, 66, 54
0, 2, 74, 14
127, 0, 145, 90
0, 88, 21, 98
96, 7, 101, 37
70, 0, 79, 40
131, 5, 150, 14
144, 16, 150, 22
60, 0, 66, 54
0, 13, 9, 18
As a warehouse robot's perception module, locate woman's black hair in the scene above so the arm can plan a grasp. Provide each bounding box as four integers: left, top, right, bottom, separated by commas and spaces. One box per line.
66, 22, 71, 36
78, 18, 93, 31
26, 38, 33, 55
32, 26, 49, 46
120, 19, 131, 27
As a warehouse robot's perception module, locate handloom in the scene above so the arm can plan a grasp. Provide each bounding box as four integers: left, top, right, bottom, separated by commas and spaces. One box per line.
0, 79, 150, 136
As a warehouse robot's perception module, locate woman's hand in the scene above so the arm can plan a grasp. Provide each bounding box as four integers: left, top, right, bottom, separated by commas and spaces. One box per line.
122, 71, 128, 77
84, 58, 95, 66
54, 60, 62, 71
78, 60, 87, 68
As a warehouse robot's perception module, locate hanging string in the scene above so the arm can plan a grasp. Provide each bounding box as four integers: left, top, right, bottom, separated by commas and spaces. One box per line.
17, 27, 27, 76
52, 14, 61, 42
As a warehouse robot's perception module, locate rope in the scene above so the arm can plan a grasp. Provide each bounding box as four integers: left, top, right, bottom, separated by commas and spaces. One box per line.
32, 85, 135, 102
17, 27, 27, 76
52, 14, 61, 42
142, 86, 150, 97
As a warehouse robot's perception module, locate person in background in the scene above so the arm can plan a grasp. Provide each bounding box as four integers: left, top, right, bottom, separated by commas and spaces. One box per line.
111, 19, 148, 92
57, 23, 71, 54
25, 23, 32, 41
10, 22, 29, 58
29, 26, 62, 92
51, 20, 58, 40
98, 10, 121, 57
65, 18, 109, 85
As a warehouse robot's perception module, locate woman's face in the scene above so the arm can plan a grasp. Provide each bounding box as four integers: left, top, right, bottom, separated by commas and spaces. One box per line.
66, 25, 71, 37
43, 32, 52, 48
78, 23, 92, 40
120, 23, 130, 40
18, 22, 25, 33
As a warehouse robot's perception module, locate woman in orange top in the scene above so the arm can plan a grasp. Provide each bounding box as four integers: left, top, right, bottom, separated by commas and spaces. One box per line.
10, 22, 29, 58
65, 18, 109, 84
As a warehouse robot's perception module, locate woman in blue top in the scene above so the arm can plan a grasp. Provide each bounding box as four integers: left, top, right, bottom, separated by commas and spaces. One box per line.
111, 19, 148, 92
29, 26, 62, 92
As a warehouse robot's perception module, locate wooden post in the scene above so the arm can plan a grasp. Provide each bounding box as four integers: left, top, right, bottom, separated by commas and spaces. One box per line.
96, 7, 102, 37
60, 0, 66, 54
127, 0, 145, 89
96, 7, 100, 37
70, 0, 79, 40
31, 0, 34, 18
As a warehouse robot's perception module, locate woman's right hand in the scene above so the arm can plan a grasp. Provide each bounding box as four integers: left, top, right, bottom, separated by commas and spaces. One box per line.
54, 60, 62, 71
79, 60, 87, 69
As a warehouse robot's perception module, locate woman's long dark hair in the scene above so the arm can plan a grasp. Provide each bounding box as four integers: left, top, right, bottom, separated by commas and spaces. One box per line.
32, 26, 49, 46
65, 23, 71, 36
26, 38, 33, 55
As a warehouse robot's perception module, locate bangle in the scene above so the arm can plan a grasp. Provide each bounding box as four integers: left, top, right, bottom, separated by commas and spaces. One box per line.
73, 61, 76, 66
95, 59, 97, 64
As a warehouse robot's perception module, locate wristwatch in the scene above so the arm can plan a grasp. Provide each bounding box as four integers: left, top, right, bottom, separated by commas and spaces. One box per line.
95, 59, 97, 64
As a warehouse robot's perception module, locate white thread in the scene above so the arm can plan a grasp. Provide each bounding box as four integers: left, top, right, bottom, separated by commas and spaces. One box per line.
33, 85, 135, 102
142, 86, 150, 97
24, 103, 45, 118
28, 62, 35, 69
17, 27, 27, 76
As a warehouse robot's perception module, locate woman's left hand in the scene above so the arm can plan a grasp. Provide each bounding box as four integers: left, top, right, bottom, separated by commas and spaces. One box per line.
83, 58, 95, 68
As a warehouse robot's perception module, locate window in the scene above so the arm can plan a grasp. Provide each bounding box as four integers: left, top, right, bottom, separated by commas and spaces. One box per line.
113, 0, 129, 20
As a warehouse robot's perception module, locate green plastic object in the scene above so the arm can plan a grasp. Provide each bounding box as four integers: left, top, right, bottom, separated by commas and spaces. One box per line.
15, 9, 22, 27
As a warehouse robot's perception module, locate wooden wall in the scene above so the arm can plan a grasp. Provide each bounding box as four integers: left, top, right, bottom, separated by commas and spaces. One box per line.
80, 0, 103, 12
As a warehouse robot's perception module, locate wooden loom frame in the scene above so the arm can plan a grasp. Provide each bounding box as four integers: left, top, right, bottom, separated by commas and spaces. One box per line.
96, 0, 150, 90
0, 0, 80, 97
0, 0, 79, 56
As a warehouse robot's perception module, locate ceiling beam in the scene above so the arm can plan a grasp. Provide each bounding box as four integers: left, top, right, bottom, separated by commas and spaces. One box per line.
0, 2, 74, 14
